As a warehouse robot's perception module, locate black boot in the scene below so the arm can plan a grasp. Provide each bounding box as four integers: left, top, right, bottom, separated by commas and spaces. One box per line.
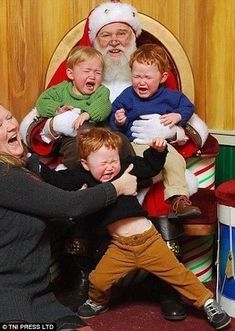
152, 216, 187, 321
67, 256, 91, 307
62, 236, 93, 308
157, 278, 187, 321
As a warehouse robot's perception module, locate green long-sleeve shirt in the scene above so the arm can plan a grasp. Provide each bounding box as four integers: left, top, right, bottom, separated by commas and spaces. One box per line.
36, 81, 111, 123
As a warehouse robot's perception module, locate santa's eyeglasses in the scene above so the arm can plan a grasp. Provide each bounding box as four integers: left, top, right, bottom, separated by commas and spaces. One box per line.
97, 29, 132, 44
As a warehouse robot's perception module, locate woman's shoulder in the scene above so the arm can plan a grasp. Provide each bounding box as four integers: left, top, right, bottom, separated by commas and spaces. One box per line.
0, 162, 21, 180
0, 162, 7, 173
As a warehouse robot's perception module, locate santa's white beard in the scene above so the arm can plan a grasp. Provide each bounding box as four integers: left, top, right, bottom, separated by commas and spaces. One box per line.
93, 36, 137, 84
103, 55, 132, 83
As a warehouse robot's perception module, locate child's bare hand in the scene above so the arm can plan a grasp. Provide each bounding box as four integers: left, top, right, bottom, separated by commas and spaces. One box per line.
149, 137, 167, 152
160, 113, 181, 127
56, 105, 74, 114
80, 184, 88, 190
73, 112, 90, 130
115, 108, 127, 126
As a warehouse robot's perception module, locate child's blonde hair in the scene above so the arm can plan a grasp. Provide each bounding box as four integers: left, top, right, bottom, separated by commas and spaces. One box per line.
77, 127, 122, 160
129, 43, 171, 73
66, 46, 105, 69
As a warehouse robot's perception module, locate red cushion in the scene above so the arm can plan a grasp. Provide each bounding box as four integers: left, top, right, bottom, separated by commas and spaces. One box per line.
143, 184, 217, 225
185, 188, 217, 225
215, 180, 235, 208
173, 134, 219, 159
200, 134, 219, 157
174, 140, 198, 158
142, 181, 168, 216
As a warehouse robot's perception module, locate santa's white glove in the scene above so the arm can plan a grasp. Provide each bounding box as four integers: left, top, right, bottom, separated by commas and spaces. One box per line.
41, 108, 81, 143
131, 114, 177, 144
52, 108, 81, 137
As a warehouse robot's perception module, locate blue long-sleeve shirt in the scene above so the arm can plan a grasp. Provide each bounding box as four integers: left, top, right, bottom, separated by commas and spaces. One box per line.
109, 86, 194, 141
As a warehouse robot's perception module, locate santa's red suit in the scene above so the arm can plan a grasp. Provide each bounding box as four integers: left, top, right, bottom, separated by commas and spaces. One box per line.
20, 1, 210, 216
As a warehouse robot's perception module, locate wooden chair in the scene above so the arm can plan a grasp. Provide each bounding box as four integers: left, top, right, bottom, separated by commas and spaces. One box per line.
45, 13, 219, 282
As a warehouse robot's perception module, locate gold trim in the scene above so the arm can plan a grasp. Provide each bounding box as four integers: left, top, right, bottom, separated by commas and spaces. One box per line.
183, 224, 216, 236
45, 13, 194, 102
139, 14, 194, 101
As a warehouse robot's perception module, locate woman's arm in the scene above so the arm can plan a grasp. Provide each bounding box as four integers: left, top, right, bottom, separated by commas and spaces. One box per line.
0, 164, 136, 221
0, 165, 115, 220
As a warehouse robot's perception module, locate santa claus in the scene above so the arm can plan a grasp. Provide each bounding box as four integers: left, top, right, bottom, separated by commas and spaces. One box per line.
20, 0, 206, 212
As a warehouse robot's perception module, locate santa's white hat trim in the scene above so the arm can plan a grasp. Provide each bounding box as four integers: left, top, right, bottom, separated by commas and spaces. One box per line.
88, 2, 141, 43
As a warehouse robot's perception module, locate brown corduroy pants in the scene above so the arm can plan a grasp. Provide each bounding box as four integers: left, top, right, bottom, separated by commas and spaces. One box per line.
89, 225, 213, 307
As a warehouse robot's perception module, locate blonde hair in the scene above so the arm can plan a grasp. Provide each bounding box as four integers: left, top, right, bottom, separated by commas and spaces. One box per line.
129, 43, 171, 73
77, 127, 122, 160
0, 155, 25, 168
66, 46, 105, 69
0, 103, 25, 168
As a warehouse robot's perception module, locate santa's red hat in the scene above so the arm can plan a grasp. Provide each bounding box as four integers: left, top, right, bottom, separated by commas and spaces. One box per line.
87, 1, 141, 43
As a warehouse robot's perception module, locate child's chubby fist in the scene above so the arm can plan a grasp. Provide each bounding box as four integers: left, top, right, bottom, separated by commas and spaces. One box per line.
149, 137, 167, 152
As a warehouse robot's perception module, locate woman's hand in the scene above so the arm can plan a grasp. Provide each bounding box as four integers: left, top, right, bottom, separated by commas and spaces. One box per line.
111, 164, 137, 196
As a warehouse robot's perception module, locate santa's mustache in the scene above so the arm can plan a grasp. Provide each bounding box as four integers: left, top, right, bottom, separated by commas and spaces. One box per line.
102, 45, 126, 55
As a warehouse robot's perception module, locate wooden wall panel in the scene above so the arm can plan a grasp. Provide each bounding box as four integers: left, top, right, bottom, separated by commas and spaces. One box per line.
0, 0, 234, 134
206, 0, 235, 131
179, 0, 207, 120
0, 0, 8, 105
6, 0, 43, 120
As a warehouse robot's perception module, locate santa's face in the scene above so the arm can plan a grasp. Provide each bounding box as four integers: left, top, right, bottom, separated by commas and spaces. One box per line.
81, 146, 121, 183
66, 57, 103, 95
131, 61, 168, 98
94, 22, 136, 93
95, 22, 135, 62
0, 105, 24, 159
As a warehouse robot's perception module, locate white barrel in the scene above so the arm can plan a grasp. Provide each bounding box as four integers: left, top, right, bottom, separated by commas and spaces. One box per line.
217, 204, 235, 317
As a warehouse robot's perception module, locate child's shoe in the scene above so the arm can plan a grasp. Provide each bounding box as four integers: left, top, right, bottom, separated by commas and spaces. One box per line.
78, 299, 108, 319
170, 195, 201, 218
204, 298, 231, 330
